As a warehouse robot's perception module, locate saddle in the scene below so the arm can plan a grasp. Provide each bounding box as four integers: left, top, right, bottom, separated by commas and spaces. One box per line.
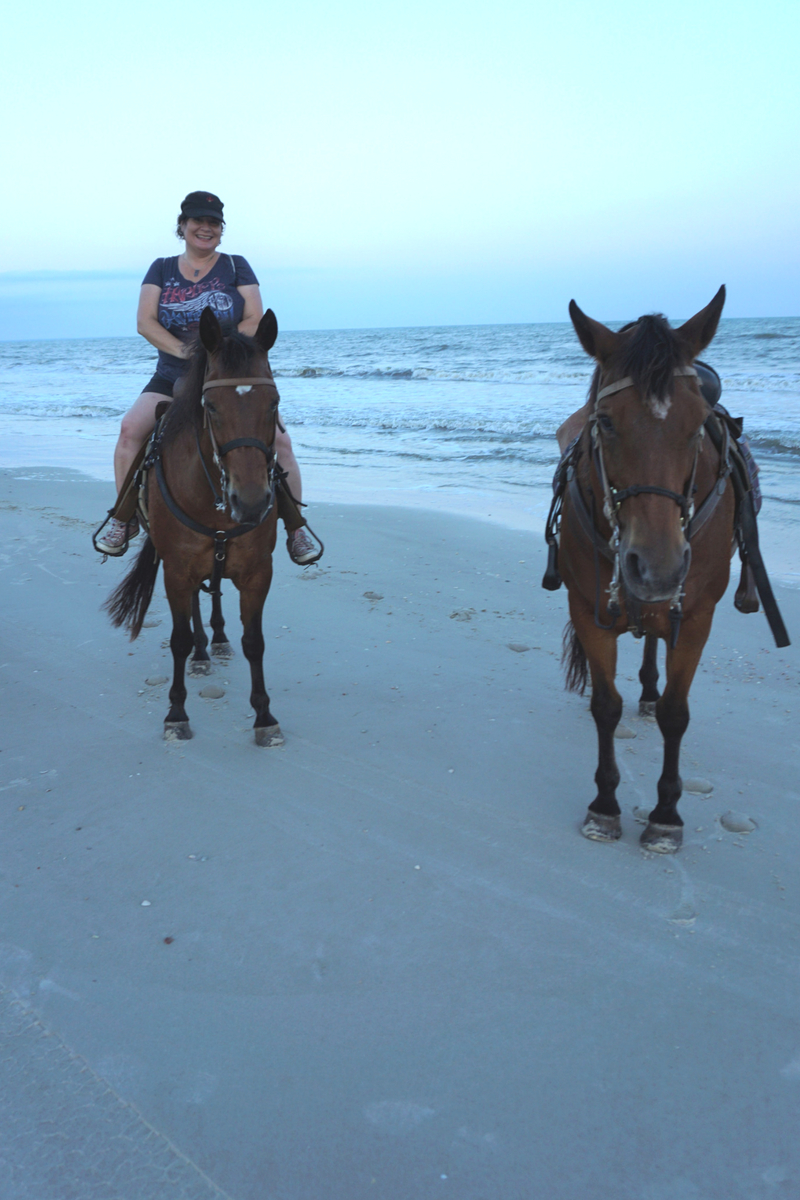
543, 387, 789, 648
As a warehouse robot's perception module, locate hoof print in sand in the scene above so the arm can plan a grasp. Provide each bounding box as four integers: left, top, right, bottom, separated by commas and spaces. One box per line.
363, 591, 383, 601
507, 643, 530, 653
450, 608, 475, 622
720, 811, 757, 834
684, 778, 713, 795
614, 724, 636, 739
145, 676, 169, 687
199, 686, 225, 699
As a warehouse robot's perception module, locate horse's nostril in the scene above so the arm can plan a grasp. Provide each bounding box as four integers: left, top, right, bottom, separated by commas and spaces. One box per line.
626, 551, 645, 584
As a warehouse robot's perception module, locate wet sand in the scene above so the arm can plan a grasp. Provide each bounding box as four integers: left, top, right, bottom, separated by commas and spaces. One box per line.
1, 466, 799, 1199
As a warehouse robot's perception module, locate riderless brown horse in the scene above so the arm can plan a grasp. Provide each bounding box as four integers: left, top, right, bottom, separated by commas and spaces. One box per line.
105, 306, 285, 746
553, 286, 746, 852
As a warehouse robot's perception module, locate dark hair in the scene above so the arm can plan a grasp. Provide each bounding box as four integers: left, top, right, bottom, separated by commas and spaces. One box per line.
175, 215, 226, 240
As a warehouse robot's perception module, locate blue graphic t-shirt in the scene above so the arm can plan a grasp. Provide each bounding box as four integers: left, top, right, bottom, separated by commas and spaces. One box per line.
142, 253, 259, 381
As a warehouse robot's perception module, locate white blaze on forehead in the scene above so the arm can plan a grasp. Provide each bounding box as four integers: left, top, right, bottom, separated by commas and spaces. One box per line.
236, 385, 253, 395
649, 395, 672, 420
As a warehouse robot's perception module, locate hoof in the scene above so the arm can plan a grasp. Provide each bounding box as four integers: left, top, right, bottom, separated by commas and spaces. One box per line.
188, 659, 212, 677
581, 812, 622, 842
640, 823, 683, 854
255, 724, 284, 748
164, 721, 193, 742
639, 700, 657, 717
211, 642, 234, 659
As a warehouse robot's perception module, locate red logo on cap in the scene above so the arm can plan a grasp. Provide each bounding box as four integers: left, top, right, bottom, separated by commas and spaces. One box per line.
207, 196, 213, 202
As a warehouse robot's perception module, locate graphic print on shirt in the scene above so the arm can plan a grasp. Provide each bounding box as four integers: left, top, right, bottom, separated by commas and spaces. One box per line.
157, 274, 235, 331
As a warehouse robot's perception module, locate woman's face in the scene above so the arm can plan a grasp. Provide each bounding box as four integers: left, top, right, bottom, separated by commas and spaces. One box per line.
182, 217, 223, 254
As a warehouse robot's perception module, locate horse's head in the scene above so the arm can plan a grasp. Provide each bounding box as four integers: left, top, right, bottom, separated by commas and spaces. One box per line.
569, 286, 726, 604
199, 306, 280, 524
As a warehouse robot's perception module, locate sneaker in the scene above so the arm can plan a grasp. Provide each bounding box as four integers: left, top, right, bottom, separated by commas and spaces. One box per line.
287, 526, 318, 565
96, 517, 139, 556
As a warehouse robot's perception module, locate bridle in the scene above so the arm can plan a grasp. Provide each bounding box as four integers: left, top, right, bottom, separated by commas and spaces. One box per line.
199, 374, 281, 514
584, 365, 722, 645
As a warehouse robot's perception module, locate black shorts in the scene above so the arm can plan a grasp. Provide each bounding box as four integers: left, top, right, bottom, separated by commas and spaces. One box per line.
140, 373, 176, 398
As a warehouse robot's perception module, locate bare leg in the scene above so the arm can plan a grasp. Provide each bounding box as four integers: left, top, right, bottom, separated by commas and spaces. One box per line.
114, 391, 164, 491
275, 425, 302, 503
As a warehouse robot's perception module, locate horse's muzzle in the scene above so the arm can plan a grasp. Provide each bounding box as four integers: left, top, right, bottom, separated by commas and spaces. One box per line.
621, 539, 691, 603
229, 490, 272, 525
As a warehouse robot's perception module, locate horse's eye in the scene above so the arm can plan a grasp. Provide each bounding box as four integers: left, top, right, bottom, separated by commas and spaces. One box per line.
598, 414, 615, 435
205, 403, 217, 416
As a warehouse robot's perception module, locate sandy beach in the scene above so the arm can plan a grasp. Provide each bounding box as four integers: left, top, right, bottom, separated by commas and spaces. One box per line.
1, 465, 799, 1199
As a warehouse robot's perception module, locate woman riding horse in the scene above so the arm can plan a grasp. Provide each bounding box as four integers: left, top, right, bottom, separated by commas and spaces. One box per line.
96, 190, 318, 565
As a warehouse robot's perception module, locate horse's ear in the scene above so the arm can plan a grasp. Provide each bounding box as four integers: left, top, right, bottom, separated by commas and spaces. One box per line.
569, 300, 620, 362
255, 308, 278, 352
676, 286, 726, 360
199, 306, 224, 353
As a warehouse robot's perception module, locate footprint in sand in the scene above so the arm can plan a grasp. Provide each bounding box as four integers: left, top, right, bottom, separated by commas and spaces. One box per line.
614, 724, 636, 739
363, 591, 383, 601
507, 643, 530, 653
145, 676, 169, 687
684, 778, 713, 795
199, 686, 225, 699
720, 811, 757, 834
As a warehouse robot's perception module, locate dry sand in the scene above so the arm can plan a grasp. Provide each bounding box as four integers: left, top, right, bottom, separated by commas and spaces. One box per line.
1, 465, 799, 1200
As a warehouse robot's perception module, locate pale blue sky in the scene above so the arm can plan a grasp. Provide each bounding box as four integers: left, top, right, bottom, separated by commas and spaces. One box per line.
2, 0, 798, 335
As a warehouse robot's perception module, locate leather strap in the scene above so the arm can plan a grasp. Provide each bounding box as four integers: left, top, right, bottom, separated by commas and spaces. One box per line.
203, 376, 278, 394
596, 365, 698, 402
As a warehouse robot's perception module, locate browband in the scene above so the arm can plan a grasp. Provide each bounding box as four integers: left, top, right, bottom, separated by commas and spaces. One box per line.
203, 377, 278, 392
596, 365, 698, 402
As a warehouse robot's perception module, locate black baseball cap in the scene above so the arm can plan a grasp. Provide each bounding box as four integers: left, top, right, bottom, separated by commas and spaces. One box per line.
180, 191, 224, 221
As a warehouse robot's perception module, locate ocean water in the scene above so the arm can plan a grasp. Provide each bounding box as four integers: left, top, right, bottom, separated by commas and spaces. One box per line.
1, 317, 799, 577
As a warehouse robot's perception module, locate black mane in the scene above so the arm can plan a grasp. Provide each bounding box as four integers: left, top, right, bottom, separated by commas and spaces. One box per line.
162, 330, 262, 445
587, 313, 686, 407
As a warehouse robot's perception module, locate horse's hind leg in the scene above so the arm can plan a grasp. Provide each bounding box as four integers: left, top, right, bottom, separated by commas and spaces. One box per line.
573, 612, 624, 842
188, 590, 212, 676
210, 590, 234, 659
638, 634, 660, 716
641, 617, 711, 854
240, 577, 283, 747
164, 582, 194, 740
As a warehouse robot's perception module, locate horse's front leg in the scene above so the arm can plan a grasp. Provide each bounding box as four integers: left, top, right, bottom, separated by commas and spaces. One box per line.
210, 590, 234, 659
164, 577, 195, 740
638, 634, 660, 716
188, 590, 212, 676
239, 576, 284, 747
572, 609, 624, 842
641, 616, 712, 853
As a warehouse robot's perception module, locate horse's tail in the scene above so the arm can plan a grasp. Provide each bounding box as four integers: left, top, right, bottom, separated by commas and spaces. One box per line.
561, 620, 588, 694
103, 537, 160, 641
